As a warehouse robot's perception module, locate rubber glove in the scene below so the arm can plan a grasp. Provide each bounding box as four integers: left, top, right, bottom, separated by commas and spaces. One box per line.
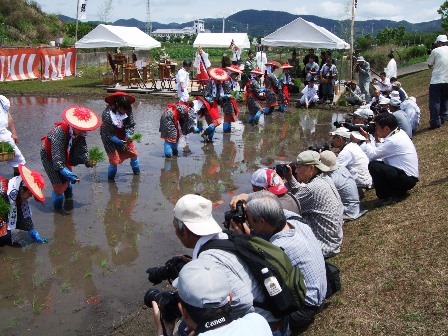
111, 135, 125, 147
193, 127, 201, 134
59, 167, 78, 182
260, 88, 269, 93
221, 94, 229, 100
125, 132, 131, 139
205, 97, 213, 103
28, 229, 48, 244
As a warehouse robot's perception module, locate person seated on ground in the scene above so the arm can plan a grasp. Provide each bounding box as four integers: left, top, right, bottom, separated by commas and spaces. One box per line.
0, 165, 47, 247
159, 101, 197, 157
351, 113, 419, 207
151, 258, 272, 336
344, 80, 363, 105
370, 89, 383, 107
388, 95, 413, 139
284, 151, 344, 258
320, 151, 367, 221
236, 191, 327, 334
304, 56, 320, 85
170, 194, 283, 332
319, 57, 338, 103
400, 96, 420, 133
373, 71, 392, 96
379, 95, 413, 139
390, 80, 408, 102
330, 127, 372, 191
249, 168, 300, 213
297, 79, 319, 109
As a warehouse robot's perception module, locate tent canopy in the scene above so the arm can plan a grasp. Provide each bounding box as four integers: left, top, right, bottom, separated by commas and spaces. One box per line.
193, 33, 250, 49
75, 24, 161, 49
261, 18, 350, 50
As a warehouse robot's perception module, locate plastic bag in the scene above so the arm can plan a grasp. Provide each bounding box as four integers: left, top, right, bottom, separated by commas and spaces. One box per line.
178, 135, 187, 150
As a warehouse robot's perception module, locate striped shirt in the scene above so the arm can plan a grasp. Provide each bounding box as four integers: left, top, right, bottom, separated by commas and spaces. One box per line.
286, 174, 344, 258
271, 213, 327, 307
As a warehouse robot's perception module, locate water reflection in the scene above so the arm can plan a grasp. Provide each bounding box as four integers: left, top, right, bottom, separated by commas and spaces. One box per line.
0, 95, 338, 335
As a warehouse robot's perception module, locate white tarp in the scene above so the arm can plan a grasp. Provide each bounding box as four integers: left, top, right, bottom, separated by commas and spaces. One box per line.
261, 18, 350, 50
193, 33, 251, 49
75, 24, 161, 49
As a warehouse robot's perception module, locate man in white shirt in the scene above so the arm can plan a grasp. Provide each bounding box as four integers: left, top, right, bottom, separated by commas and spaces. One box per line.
353, 113, 419, 207
373, 71, 392, 95
384, 52, 397, 79
427, 34, 448, 129
330, 127, 372, 189
176, 60, 192, 102
298, 79, 319, 109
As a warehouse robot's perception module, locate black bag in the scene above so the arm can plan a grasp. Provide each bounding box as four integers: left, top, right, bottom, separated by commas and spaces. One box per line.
199, 230, 307, 318
325, 261, 341, 299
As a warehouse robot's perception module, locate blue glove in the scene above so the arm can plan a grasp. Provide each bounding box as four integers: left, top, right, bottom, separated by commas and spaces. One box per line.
28, 229, 48, 244
59, 167, 78, 182
125, 132, 131, 139
221, 94, 229, 100
111, 135, 125, 147
260, 88, 269, 93
193, 127, 201, 134
205, 97, 213, 103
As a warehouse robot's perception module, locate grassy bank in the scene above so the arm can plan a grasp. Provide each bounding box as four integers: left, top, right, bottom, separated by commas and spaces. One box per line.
109, 69, 447, 336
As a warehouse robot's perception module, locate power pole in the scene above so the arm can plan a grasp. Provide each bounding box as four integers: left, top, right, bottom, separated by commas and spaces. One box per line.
146, 0, 152, 35
222, 17, 225, 33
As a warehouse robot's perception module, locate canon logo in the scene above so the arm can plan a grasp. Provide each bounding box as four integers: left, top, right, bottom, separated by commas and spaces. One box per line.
204, 317, 226, 328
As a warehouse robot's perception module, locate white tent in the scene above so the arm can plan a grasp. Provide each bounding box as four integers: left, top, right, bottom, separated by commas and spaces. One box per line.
261, 18, 350, 50
75, 24, 161, 49
193, 33, 251, 49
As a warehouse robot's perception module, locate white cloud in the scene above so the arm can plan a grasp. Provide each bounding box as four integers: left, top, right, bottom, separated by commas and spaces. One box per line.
291, 7, 309, 15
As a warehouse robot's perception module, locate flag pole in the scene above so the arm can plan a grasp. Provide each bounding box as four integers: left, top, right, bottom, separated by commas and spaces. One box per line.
350, 0, 355, 81
75, 0, 80, 42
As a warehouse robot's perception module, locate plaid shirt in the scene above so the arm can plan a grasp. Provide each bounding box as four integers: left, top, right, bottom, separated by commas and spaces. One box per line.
271, 212, 327, 307
100, 107, 136, 154
286, 174, 344, 258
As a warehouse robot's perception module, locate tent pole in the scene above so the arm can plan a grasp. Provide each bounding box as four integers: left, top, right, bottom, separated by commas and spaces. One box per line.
75, 0, 80, 77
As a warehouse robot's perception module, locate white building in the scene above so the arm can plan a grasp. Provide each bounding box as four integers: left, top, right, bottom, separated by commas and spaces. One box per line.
152, 19, 207, 38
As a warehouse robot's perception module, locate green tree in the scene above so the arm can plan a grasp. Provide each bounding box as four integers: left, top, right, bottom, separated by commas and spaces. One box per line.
438, 1, 448, 30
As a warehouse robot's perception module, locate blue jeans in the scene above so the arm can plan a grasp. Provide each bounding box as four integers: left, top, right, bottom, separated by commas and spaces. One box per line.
164, 141, 178, 157
429, 83, 448, 127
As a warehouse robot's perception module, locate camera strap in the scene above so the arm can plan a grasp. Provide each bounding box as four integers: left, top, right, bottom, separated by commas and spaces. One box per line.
195, 313, 234, 334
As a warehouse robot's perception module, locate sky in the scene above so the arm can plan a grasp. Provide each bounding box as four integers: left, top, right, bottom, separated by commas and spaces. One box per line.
36, 0, 442, 25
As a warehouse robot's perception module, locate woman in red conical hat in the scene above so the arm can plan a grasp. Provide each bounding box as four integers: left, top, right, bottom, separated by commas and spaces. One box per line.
278, 63, 294, 112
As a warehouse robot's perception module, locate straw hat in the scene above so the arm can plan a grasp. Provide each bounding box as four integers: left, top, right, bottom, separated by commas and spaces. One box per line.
62, 106, 100, 131
104, 91, 136, 105
208, 68, 230, 81
18, 164, 45, 202
280, 63, 294, 69
226, 64, 243, 74
265, 61, 278, 68
250, 68, 264, 76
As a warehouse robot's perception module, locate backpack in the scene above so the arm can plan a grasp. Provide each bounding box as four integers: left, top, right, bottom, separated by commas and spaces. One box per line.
199, 230, 307, 318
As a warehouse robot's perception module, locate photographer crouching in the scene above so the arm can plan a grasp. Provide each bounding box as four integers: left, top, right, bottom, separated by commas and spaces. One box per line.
344, 80, 363, 106
148, 258, 272, 336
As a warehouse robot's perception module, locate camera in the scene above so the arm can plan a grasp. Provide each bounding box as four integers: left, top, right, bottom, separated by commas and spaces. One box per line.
308, 143, 330, 153
275, 164, 289, 179
146, 256, 188, 285
223, 200, 246, 229
144, 288, 181, 322
346, 123, 376, 135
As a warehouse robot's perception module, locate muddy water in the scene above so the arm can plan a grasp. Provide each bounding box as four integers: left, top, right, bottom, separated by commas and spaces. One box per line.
0, 96, 345, 335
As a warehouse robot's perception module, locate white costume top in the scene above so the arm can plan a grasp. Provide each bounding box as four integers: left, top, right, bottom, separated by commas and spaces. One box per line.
384, 58, 397, 78
0, 95, 25, 167
176, 67, 190, 102
193, 51, 211, 74
255, 51, 267, 73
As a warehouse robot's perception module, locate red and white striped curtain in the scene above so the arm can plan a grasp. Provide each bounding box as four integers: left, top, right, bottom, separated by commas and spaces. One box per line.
0, 47, 76, 82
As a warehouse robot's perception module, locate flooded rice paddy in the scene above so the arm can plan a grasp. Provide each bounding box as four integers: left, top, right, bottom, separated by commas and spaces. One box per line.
0, 95, 345, 335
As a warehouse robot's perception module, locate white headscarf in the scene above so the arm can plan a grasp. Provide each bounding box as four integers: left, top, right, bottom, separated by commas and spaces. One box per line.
7, 176, 32, 230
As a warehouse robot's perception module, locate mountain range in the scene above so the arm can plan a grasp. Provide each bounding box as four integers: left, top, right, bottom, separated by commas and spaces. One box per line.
60, 9, 442, 38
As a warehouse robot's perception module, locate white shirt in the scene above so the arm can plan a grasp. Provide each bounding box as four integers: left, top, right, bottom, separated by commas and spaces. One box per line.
337, 142, 372, 188
360, 129, 419, 178
202, 312, 271, 335
428, 45, 448, 84
384, 58, 397, 78
176, 67, 190, 102
300, 85, 319, 102
377, 77, 392, 92
400, 98, 420, 130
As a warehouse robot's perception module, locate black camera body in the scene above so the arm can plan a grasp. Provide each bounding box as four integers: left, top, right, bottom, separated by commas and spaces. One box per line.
146, 256, 188, 285
144, 288, 181, 322
346, 122, 376, 135
223, 200, 246, 229
275, 164, 289, 178
308, 143, 330, 153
